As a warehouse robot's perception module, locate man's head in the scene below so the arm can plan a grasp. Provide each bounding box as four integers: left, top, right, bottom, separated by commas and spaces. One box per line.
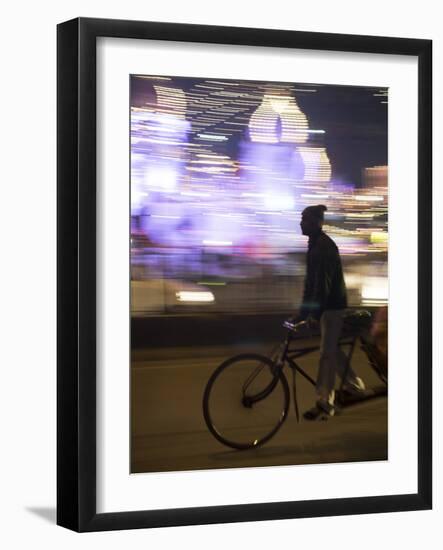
300, 205, 327, 236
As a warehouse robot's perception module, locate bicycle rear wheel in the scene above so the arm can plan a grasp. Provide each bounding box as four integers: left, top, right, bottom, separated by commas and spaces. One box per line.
360, 338, 388, 384
203, 354, 290, 450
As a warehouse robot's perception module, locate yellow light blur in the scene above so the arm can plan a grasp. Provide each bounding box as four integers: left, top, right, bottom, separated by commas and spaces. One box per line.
298, 147, 331, 183
370, 232, 388, 243
249, 94, 309, 144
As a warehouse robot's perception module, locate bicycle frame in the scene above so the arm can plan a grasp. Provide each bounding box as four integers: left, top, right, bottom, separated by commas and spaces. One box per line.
276, 329, 358, 420
285, 331, 358, 387
243, 328, 359, 417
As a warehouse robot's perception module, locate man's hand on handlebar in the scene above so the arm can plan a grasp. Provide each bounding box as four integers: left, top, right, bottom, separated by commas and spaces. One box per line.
285, 314, 319, 332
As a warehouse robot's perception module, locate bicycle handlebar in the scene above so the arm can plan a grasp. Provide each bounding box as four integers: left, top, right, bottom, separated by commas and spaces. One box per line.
283, 319, 312, 332
283, 309, 372, 333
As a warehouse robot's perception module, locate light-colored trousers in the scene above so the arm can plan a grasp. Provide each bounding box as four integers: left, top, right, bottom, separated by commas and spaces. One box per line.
317, 309, 358, 405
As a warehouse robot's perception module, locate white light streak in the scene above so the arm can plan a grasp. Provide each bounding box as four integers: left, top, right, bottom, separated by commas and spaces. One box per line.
176, 291, 215, 303
202, 240, 233, 246
180, 191, 212, 198
361, 278, 388, 302
301, 194, 329, 199
355, 195, 384, 202
197, 134, 228, 141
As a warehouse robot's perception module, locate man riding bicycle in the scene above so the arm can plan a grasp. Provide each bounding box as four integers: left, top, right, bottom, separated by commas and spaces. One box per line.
296, 205, 366, 420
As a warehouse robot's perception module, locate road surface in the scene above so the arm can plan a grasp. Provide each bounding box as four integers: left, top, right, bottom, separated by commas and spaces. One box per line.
131, 338, 387, 473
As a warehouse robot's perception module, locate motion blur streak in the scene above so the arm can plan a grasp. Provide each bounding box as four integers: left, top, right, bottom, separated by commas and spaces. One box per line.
130, 76, 388, 316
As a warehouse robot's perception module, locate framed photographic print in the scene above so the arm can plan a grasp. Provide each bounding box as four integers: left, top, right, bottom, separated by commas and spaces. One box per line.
57, 17, 432, 531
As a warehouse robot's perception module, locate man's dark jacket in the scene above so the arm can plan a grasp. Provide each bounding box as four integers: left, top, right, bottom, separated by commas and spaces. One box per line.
299, 230, 347, 320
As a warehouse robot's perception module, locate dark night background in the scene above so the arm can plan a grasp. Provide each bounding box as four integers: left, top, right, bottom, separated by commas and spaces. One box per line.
298, 85, 388, 186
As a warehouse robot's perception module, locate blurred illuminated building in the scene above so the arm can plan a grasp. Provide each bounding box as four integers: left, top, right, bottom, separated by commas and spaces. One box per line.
130, 76, 388, 315
363, 165, 388, 188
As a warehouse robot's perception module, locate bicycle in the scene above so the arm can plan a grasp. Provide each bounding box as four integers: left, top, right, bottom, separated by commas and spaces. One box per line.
202, 309, 387, 450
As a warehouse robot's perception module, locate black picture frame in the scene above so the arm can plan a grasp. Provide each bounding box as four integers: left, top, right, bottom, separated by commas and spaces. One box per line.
57, 17, 432, 532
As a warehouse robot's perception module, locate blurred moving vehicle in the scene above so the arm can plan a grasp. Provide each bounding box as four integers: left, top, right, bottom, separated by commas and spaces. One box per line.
131, 279, 215, 316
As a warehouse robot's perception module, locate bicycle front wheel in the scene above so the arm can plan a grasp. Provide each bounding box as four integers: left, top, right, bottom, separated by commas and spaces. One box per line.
203, 354, 290, 450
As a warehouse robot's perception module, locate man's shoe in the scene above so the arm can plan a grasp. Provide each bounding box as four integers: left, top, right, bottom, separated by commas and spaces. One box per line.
336, 377, 368, 406
342, 376, 366, 395
303, 400, 336, 421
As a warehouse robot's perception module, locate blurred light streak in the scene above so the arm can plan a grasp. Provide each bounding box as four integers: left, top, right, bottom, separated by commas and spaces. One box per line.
371, 232, 388, 244
302, 194, 329, 199
197, 134, 228, 141
144, 166, 178, 192
249, 94, 309, 144
137, 75, 171, 80
355, 195, 384, 202
176, 291, 215, 303
180, 191, 212, 198
203, 240, 233, 246
298, 147, 331, 182
266, 196, 294, 211
346, 213, 374, 219
362, 278, 388, 303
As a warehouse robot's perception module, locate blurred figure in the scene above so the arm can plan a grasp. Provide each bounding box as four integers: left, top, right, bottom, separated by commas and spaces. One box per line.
297, 205, 366, 420
370, 305, 388, 379
371, 306, 387, 354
